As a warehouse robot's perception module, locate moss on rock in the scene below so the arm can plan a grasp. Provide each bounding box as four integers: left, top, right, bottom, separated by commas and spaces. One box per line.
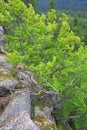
33, 115, 57, 130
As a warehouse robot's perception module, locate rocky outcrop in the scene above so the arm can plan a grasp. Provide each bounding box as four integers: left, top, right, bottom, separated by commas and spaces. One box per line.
0, 89, 31, 123
0, 67, 59, 129
34, 106, 56, 130
0, 111, 40, 130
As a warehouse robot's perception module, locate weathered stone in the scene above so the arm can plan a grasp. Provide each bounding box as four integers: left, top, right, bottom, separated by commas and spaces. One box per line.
0, 89, 31, 123
0, 78, 19, 96
35, 106, 55, 123
0, 26, 4, 41
0, 26, 6, 50
34, 106, 56, 130
18, 71, 32, 85
0, 111, 40, 130
18, 71, 40, 91
0, 96, 11, 115
0, 56, 5, 63
0, 79, 18, 88
0, 55, 12, 69
0, 79, 18, 90
1, 62, 12, 69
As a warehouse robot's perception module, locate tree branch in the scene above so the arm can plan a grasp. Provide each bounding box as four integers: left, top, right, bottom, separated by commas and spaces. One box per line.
40, 77, 59, 93
69, 112, 87, 119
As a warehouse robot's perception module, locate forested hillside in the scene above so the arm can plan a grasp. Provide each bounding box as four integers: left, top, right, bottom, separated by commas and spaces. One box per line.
38, 0, 87, 12
0, 0, 87, 130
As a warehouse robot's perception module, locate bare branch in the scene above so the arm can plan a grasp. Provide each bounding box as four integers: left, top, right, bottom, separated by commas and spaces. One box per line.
40, 77, 59, 93
69, 112, 87, 119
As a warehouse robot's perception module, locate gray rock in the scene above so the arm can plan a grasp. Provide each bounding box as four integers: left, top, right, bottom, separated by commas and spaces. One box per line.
34, 106, 56, 130
18, 71, 40, 92
0, 111, 40, 130
0, 26, 4, 40
35, 106, 55, 123
1, 62, 12, 69
0, 26, 6, 50
0, 56, 5, 63
0, 55, 12, 69
18, 71, 32, 84
0, 79, 18, 90
0, 89, 31, 123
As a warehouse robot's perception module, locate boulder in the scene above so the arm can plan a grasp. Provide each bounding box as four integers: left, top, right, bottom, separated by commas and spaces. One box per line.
0, 79, 18, 89
0, 89, 31, 123
34, 106, 56, 130
0, 111, 40, 130
0, 79, 19, 96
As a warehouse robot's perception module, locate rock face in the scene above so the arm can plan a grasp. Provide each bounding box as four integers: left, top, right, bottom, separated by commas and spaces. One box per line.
0, 68, 58, 130
0, 111, 40, 130
0, 79, 18, 90
0, 57, 59, 130
0, 89, 31, 123
34, 106, 56, 130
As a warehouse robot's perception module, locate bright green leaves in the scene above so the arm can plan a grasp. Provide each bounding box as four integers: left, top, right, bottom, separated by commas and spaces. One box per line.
47, 9, 57, 22
7, 0, 27, 16
0, 0, 12, 26
46, 22, 58, 34
58, 15, 80, 52
6, 51, 25, 65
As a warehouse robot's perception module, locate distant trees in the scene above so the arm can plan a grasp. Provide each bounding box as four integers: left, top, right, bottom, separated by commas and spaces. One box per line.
48, 0, 57, 10
68, 12, 87, 46
22, 0, 39, 12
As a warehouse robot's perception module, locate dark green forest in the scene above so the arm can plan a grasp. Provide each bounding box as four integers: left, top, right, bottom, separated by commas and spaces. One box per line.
38, 0, 87, 12
0, 0, 87, 130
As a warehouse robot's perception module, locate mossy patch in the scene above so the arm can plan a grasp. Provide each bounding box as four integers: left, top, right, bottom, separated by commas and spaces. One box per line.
0, 69, 11, 80
33, 115, 57, 130
57, 124, 64, 130
8, 68, 18, 78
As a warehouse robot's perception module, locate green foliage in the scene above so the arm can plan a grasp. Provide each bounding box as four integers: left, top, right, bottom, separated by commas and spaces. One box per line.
48, 0, 57, 10
0, 1, 87, 129
68, 12, 87, 46
22, 0, 39, 12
